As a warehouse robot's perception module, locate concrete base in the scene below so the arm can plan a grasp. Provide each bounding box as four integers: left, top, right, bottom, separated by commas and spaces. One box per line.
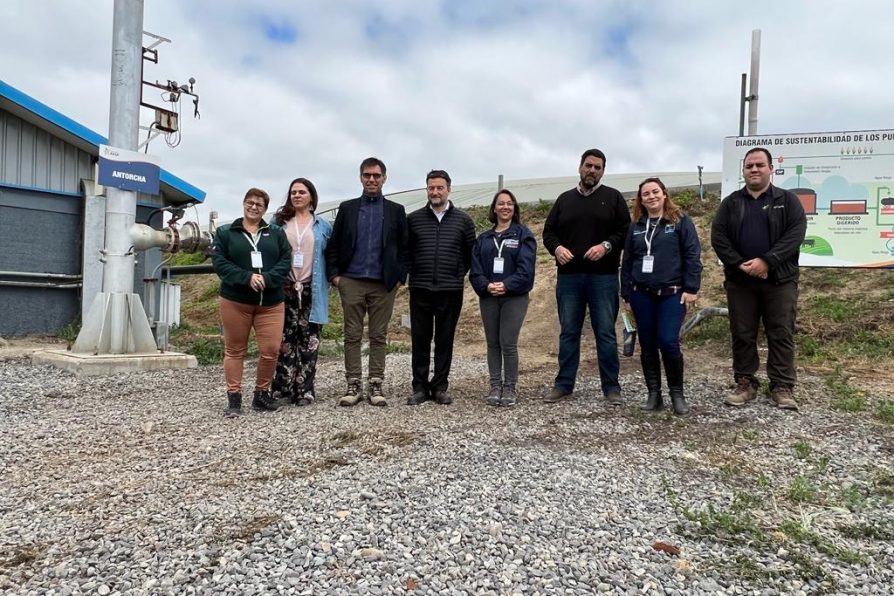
31, 349, 197, 376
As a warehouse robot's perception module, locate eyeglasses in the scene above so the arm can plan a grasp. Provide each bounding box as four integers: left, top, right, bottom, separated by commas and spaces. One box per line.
361, 173, 383, 180
244, 201, 266, 210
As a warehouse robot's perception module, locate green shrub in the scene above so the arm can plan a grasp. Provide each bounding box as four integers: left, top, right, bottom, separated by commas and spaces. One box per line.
875, 400, 894, 425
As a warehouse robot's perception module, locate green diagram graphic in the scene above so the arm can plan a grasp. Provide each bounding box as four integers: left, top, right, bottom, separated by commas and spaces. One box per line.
800, 236, 833, 256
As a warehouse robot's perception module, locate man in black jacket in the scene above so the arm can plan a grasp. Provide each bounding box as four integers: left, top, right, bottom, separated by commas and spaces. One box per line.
711, 147, 807, 410
406, 170, 476, 405
325, 157, 409, 407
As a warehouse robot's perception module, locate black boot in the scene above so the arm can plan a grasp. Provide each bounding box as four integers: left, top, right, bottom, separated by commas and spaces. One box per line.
664, 353, 690, 416
252, 388, 281, 412
640, 351, 663, 411
224, 391, 242, 418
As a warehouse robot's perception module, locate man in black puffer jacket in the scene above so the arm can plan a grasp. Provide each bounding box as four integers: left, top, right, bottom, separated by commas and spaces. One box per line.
406, 170, 476, 406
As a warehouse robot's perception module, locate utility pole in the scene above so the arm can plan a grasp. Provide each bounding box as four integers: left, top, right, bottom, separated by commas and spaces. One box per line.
73, 0, 157, 354
738, 29, 762, 136
747, 29, 761, 135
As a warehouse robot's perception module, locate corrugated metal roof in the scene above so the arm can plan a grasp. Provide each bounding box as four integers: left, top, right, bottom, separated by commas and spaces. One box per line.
0, 79, 205, 204
318, 171, 721, 214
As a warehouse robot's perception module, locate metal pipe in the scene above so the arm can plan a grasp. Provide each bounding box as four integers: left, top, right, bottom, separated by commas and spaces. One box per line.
0, 281, 82, 289
747, 29, 761, 135
738, 72, 747, 136
680, 306, 729, 337
0, 271, 82, 280
159, 264, 215, 275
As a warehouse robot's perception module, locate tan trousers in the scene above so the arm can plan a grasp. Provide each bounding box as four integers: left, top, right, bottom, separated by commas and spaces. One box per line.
219, 297, 285, 393
338, 277, 397, 380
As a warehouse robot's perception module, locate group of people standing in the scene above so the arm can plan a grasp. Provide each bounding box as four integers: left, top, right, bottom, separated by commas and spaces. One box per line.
211, 146, 806, 417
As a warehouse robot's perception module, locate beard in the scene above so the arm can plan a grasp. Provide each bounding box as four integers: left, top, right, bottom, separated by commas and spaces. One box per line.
580, 174, 598, 189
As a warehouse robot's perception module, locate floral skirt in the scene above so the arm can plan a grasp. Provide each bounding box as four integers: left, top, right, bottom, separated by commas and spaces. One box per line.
271, 282, 321, 403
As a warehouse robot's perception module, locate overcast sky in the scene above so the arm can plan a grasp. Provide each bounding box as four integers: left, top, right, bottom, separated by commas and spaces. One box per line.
2, 1, 892, 222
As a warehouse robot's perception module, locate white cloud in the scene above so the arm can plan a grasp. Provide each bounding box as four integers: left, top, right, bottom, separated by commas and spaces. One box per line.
2, 0, 893, 223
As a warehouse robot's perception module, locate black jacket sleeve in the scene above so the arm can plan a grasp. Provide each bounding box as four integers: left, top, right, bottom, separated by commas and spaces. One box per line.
764, 191, 807, 272
396, 205, 410, 284
462, 215, 476, 275
325, 208, 346, 281
710, 195, 745, 268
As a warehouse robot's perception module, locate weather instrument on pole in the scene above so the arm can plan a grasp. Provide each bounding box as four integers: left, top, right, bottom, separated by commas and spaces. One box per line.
139, 31, 200, 150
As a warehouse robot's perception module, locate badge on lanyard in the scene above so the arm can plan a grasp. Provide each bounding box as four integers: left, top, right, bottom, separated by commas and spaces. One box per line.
251, 251, 264, 269
493, 257, 505, 274
642, 255, 654, 273
292, 252, 305, 268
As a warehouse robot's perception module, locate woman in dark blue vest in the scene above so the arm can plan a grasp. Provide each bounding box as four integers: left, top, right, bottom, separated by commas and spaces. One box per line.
470, 189, 536, 407
621, 178, 702, 415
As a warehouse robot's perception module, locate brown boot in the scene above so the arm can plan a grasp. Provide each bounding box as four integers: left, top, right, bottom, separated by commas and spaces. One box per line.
724, 377, 757, 406
770, 385, 798, 411
338, 378, 363, 407
367, 378, 388, 407
544, 387, 573, 403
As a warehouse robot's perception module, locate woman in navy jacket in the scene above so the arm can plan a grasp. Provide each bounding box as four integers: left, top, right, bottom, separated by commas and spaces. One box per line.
621, 178, 702, 415
470, 190, 537, 407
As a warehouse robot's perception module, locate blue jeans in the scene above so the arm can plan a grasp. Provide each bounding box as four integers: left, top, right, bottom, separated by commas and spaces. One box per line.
628, 289, 685, 359
555, 273, 621, 395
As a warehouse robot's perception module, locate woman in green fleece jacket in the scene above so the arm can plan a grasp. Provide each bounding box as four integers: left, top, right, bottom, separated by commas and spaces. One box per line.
211, 187, 292, 417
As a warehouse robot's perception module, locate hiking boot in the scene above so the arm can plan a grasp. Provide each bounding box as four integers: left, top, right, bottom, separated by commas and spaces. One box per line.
368, 378, 388, 407
252, 389, 280, 412
486, 386, 502, 407
725, 377, 758, 407
224, 391, 242, 418
605, 389, 623, 406
770, 385, 799, 411
339, 378, 363, 407
501, 385, 518, 408
544, 387, 573, 403
433, 390, 452, 405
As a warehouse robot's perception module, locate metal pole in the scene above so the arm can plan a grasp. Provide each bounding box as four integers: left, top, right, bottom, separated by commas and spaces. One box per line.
74, 0, 156, 355
497, 174, 504, 191
739, 73, 747, 136
104, 0, 142, 294
747, 29, 761, 135
697, 165, 704, 201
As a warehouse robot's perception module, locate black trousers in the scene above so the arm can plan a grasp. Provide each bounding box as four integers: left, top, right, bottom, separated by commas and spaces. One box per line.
410, 288, 464, 394
725, 277, 798, 388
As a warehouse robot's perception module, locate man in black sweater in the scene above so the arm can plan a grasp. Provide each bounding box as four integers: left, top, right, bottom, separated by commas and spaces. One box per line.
406, 170, 476, 405
542, 148, 631, 405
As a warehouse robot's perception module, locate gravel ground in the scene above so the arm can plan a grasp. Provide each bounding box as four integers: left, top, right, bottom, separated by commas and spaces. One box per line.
1, 352, 893, 596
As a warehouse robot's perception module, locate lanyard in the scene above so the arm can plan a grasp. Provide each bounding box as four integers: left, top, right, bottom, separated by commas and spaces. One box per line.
243, 230, 261, 254
643, 218, 661, 257
492, 236, 507, 258
290, 217, 313, 250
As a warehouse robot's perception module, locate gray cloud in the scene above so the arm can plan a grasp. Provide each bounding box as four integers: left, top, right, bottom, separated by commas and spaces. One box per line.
2, 0, 892, 223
